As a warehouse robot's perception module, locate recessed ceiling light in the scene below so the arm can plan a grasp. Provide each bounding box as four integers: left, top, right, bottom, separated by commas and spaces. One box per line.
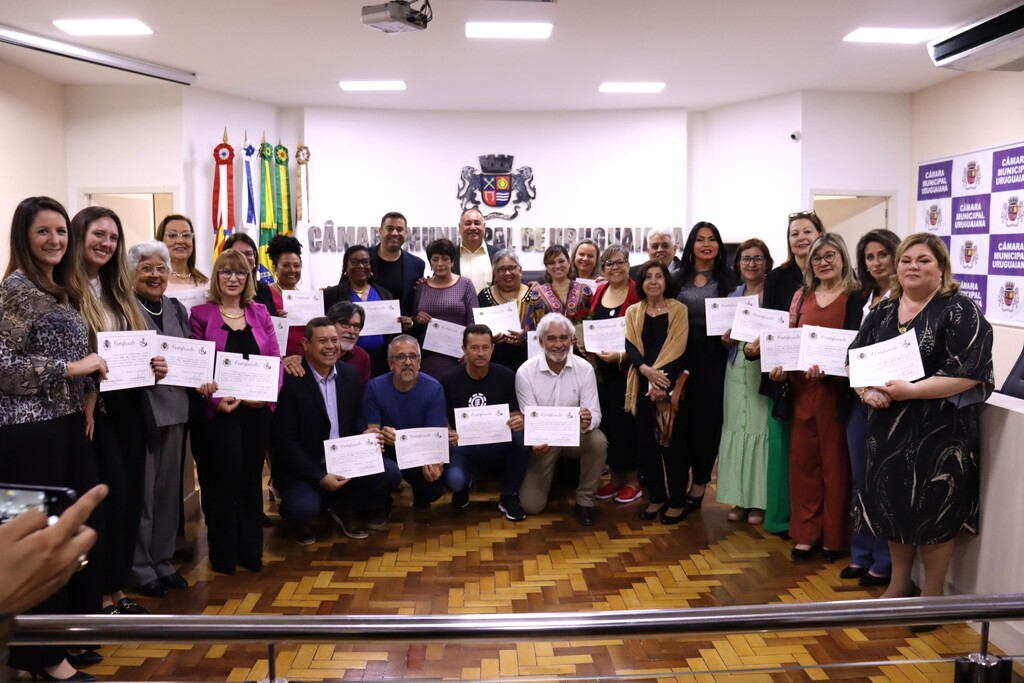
465, 22, 553, 40
338, 80, 407, 91
598, 82, 666, 94
53, 19, 153, 36
843, 27, 946, 44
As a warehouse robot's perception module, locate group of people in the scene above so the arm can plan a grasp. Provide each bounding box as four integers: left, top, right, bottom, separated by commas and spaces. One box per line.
0, 197, 994, 680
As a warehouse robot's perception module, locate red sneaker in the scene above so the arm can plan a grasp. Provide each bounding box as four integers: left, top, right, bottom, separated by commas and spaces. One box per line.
596, 483, 620, 500
614, 484, 643, 503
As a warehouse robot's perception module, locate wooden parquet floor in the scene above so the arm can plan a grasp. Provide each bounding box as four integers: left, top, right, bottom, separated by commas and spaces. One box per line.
77, 480, 1017, 683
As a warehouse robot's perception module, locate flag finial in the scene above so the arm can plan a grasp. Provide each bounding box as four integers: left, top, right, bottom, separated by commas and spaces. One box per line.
261, 132, 266, 144
222, 127, 229, 143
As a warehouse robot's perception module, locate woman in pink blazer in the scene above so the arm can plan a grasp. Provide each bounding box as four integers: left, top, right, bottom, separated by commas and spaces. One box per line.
190, 249, 281, 575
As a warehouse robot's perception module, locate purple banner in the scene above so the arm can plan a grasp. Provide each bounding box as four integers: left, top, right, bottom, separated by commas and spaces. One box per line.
951, 195, 990, 234
989, 234, 1024, 276
956, 273, 987, 314
918, 160, 953, 200
941, 236, 952, 254
992, 146, 1024, 192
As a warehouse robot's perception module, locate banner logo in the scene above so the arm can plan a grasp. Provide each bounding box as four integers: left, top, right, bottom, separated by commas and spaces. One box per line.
1002, 196, 1022, 228
1000, 281, 1020, 312
962, 160, 981, 190
959, 240, 979, 268
457, 154, 537, 221
925, 204, 943, 231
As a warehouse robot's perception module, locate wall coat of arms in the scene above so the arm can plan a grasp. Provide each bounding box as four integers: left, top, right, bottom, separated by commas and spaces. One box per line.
457, 154, 537, 221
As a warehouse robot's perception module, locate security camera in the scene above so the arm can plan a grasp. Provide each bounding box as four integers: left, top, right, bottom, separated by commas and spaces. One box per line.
790, 131, 802, 142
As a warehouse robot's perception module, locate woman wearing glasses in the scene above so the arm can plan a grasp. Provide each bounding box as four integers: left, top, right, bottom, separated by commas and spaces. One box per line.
190, 249, 282, 575
768, 233, 854, 561
585, 245, 642, 504
157, 214, 208, 293
718, 239, 773, 525
477, 249, 531, 372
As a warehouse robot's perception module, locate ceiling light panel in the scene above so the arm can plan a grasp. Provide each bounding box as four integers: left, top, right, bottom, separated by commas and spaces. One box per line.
465, 22, 553, 39
338, 80, 407, 91
843, 27, 946, 44
53, 19, 153, 36
598, 82, 666, 93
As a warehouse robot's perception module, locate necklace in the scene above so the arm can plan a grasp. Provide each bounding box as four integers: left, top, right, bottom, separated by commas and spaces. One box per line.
138, 297, 163, 316
352, 283, 370, 297
171, 270, 191, 280
219, 307, 244, 319
493, 286, 521, 304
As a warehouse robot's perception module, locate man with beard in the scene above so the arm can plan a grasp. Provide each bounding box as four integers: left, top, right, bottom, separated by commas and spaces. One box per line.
369, 211, 424, 319
281, 302, 371, 389
630, 228, 683, 281
515, 312, 606, 526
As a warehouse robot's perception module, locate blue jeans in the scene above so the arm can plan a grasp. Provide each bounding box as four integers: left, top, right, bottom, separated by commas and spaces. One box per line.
445, 431, 530, 497
846, 400, 891, 576
277, 457, 402, 525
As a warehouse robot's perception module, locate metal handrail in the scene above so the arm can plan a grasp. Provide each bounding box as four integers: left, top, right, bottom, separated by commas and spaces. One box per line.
12, 594, 1024, 645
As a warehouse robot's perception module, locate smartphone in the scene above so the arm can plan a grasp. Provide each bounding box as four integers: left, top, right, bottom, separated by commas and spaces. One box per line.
0, 484, 77, 526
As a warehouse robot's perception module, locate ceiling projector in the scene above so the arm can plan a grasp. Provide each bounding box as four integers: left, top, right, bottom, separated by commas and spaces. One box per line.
362, 1, 429, 33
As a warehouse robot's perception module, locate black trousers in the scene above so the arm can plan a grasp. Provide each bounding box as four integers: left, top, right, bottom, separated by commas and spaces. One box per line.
635, 394, 687, 508
678, 328, 727, 485
198, 405, 270, 571
0, 413, 102, 670
93, 389, 147, 594
596, 363, 636, 474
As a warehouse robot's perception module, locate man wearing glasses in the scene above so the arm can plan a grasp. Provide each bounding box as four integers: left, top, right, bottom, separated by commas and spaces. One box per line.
630, 228, 682, 281
281, 302, 372, 389
363, 335, 447, 511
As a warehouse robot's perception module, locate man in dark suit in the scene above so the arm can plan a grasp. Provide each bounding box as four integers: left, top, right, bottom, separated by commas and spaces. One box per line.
452, 207, 500, 293
368, 211, 425, 319
272, 317, 401, 545
629, 228, 683, 281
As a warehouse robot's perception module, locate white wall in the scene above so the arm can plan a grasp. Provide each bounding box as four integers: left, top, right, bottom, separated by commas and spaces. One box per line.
181, 87, 281, 272
300, 107, 688, 288
687, 93, 803, 263
0, 60, 67, 269
801, 91, 912, 237
65, 84, 185, 229
911, 71, 1024, 385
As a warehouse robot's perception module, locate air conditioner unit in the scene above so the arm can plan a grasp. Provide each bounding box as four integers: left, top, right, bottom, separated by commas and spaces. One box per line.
929, 4, 1024, 71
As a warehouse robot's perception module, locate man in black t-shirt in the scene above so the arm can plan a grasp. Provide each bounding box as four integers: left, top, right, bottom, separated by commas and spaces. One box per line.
369, 211, 425, 318
442, 324, 530, 521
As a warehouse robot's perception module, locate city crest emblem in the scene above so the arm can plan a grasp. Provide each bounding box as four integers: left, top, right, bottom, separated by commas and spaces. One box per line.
925, 204, 942, 231
962, 160, 981, 190
960, 240, 979, 268
1002, 196, 1022, 228
457, 154, 537, 221
1000, 281, 1020, 312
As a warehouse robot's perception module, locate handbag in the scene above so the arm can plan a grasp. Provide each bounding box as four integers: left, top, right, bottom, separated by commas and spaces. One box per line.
771, 381, 793, 422
653, 372, 688, 447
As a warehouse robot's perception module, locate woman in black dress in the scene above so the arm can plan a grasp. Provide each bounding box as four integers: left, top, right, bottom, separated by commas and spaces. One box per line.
849, 233, 993, 600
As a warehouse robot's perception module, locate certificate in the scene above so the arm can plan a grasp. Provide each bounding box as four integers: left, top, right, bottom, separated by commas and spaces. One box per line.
394, 427, 449, 468
760, 330, 803, 372
582, 317, 626, 354
523, 406, 581, 447
359, 299, 402, 336
705, 295, 759, 335
154, 335, 215, 388
473, 301, 521, 335
527, 331, 542, 359
576, 278, 599, 293
270, 316, 291, 355
279, 290, 324, 325
167, 287, 208, 315
730, 307, 790, 343
212, 352, 280, 402
423, 319, 466, 358
97, 330, 156, 391
454, 403, 512, 446
848, 330, 926, 388
324, 434, 385, 478
797, 325, 858, 377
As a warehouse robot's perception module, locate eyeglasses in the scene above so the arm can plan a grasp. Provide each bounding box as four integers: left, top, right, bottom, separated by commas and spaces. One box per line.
348, 258, 370, 266
810, 251, 839, 265
218, 270, 248, 280
165, 231, 193, 241
389, 353, 420, 363
739, 256, 765, 265
336, 320, 364, 331
603, 259, 628, 269
137, 264, 169, 275
495, 265, 521, 274
788, 210, 817, 220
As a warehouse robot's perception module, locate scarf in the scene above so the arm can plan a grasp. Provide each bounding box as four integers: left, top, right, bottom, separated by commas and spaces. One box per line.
624, 299, 689, 415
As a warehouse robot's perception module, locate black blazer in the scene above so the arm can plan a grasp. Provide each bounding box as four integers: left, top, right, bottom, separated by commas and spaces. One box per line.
368, 245, 425, 317
254, 280, 280, 316
271, 359, 366, 486
322, 281, 395, 312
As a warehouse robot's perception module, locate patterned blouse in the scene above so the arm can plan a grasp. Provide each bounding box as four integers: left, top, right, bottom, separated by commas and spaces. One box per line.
0, 272, 92, 425
521, 281, 594, 331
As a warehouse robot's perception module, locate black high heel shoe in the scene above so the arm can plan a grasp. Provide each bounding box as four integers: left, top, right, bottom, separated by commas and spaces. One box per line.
684, 486, 705, 510
660, 507, 687, 525
639, 504, 666, 521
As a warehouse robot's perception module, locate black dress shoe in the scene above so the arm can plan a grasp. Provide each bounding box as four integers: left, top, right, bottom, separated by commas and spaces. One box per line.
859, 573, 892, 587
66, 650, 104, 667
639, 504, 666, 521
136, 579, 168, 598
660, 507, 686, 525
161, 572, 189, 589
574, 504, 596, 527
839, 565, 868, 580
28, 669, 96, 682
822, 548, 845, 563
211, 563, 236, 576
117, 598, 149, 615
791, 544, 821, 560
